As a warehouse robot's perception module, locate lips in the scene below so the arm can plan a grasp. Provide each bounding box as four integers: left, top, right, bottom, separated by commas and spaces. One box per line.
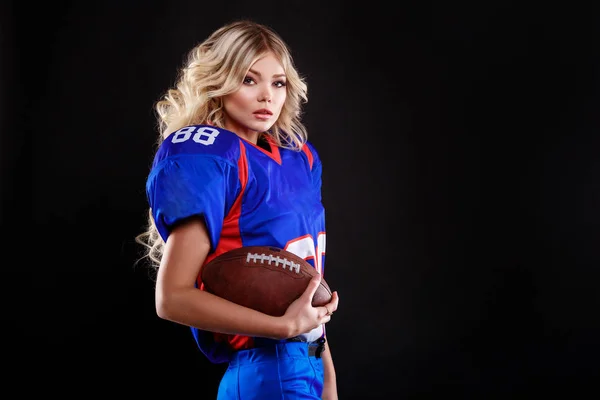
253, 109, 273, 115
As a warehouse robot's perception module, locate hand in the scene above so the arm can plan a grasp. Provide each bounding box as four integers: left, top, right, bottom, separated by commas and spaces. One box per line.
281, 274, 339, 338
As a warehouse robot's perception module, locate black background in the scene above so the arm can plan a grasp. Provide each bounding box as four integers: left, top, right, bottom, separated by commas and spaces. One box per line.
3, 1, 599, 398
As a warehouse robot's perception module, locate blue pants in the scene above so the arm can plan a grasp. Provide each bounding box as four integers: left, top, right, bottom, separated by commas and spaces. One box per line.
217, 341, 324, 399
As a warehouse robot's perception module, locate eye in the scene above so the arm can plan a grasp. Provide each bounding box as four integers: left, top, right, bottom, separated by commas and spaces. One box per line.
274, 80, 287, 88
243, 77, 256, 85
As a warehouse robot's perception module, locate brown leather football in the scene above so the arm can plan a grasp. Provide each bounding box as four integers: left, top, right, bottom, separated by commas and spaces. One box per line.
201, 246, 332, 317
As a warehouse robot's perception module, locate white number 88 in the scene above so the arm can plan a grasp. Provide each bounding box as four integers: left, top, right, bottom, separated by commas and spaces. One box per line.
171, 126, 220, 145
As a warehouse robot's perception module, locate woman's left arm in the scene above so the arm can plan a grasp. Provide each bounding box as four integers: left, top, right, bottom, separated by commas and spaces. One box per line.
321, 338, 338, 400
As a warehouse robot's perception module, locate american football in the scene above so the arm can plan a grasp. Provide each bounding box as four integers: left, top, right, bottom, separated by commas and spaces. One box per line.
201, 246, 332, 317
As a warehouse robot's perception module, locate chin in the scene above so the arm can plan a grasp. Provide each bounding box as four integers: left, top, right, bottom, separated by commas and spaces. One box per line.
247, 121, 275, 132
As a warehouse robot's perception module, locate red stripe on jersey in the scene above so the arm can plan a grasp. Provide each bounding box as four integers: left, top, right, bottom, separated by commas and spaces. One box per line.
301, 143, 314, 170
200, 141, 248, 268
264, 134, 282, 164
197, 141, 255, 351
238, 134, 282, 165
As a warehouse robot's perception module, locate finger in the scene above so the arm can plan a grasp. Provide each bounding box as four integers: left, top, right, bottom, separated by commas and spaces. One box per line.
327, 291, 339, 312
303, 273, 322, 299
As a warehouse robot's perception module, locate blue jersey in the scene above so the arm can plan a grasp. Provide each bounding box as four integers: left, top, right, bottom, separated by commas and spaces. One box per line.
146, 124, 326, 363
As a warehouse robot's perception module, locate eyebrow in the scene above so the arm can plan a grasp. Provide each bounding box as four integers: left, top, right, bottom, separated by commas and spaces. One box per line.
248, 68, 286, 79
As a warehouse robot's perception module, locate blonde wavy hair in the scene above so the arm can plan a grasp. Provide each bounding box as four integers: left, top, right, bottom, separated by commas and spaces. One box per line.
136, 19, 309, 269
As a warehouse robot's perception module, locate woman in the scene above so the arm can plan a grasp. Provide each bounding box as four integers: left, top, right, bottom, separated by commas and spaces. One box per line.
137, 19, 339, 399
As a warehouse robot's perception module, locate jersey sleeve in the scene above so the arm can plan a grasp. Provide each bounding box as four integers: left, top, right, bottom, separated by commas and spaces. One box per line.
145, 125, 242, 250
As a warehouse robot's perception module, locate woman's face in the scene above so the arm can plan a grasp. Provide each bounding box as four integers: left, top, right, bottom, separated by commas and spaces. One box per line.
223, 52, 287, 142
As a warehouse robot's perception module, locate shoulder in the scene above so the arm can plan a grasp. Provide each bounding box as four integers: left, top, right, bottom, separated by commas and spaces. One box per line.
152, 125, 242, 168
300, 140, 322, 170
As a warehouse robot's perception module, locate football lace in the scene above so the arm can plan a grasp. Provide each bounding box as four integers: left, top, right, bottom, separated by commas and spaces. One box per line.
246, 252, 301, 273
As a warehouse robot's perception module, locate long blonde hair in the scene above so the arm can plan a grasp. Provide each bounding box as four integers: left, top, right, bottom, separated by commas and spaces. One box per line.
136, 20, 309, 269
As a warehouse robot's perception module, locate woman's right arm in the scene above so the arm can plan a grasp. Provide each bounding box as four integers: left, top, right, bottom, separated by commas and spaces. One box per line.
155, 217, 337, 339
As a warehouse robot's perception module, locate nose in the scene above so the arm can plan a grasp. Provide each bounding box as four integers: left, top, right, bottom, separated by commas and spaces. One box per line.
258, 84, 272, 103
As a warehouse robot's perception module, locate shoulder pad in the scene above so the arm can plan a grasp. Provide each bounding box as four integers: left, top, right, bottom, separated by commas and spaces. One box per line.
302, 140, 321, 170
152, 125, 241, 167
